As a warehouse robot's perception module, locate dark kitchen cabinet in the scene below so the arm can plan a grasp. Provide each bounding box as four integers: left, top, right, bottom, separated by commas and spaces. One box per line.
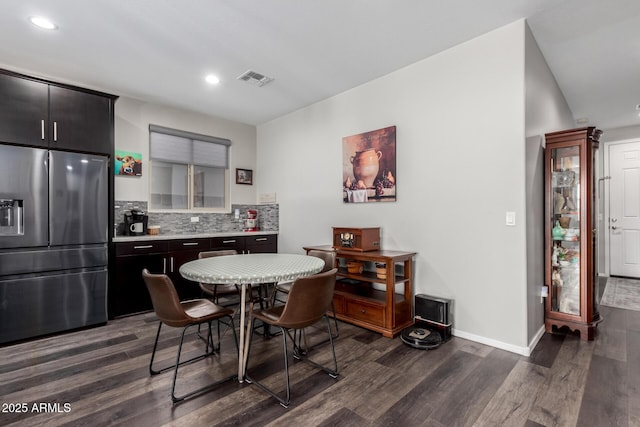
166, 238, 211, 300
210, 235, 245, 252
0, 69, 116, 155
210, 233, 278, 253
49, 85, 114, 154
244, 234, 278, 253
112, 233, 277, 317
113, 241, 168, 317
0, 72, 49, 147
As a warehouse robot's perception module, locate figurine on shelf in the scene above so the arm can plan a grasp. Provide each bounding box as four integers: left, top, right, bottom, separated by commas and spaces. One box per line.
552, 221, 567, 239
554, 191, 564, 213
552, 269, 563, 289
561, 195, 576, 213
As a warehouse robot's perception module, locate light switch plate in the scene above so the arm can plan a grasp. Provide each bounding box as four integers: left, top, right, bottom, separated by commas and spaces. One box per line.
506, 211, 516, 226
190, 216, 199, 223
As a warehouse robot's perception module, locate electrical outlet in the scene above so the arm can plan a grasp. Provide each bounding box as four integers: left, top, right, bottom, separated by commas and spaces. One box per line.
190, 216, 199, 223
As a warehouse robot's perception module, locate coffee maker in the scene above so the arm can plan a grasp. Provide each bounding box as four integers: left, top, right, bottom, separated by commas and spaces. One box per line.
124, 209, 148, 236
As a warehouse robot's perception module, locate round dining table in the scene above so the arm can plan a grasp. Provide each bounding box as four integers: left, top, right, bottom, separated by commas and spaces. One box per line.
179, 253, 324, 381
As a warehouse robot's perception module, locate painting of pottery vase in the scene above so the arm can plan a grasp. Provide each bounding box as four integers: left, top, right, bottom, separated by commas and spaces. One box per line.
342, 126, 396, 203
351, 149, 382, 188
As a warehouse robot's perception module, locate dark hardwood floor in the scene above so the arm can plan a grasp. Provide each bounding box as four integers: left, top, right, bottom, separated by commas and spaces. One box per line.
1, 280, 638, 426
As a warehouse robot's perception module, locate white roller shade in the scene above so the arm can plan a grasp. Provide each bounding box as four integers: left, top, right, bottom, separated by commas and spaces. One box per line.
149, 124, 230, 167
150, 132, 192, 164
193, 140, 228, 168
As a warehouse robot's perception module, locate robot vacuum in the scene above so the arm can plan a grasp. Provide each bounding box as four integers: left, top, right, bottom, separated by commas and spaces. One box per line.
400, 326, 442, 350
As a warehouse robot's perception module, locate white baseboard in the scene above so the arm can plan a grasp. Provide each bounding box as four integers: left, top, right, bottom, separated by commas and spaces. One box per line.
452, 324, 545, 357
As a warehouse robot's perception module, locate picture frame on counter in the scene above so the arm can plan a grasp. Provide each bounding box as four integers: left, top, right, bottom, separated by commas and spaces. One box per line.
236, 168, 253, 185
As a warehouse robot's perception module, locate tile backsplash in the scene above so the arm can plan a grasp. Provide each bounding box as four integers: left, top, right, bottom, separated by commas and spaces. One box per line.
114, 201, 278, 236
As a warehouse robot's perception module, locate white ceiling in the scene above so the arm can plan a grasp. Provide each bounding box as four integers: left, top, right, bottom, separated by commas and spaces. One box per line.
1, 0, 639, 129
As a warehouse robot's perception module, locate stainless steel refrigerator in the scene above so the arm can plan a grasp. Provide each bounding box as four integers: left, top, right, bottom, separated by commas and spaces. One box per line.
0, 144, 108, 344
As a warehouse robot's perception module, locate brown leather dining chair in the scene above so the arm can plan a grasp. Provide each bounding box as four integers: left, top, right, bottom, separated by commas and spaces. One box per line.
198, 250, 241, 306
198, 249, 270, 336
245, 268, 339, 408
272, 249, 339, 338
142, 269, 238, 404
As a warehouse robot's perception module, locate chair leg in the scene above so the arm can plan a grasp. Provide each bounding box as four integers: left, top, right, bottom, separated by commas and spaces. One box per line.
148, 317, 238, 403
245, 319, 292, 408
245, 316, 339, 408
149, 321, 163, 375
330, 301, 339, 339
292, 315, 339, 378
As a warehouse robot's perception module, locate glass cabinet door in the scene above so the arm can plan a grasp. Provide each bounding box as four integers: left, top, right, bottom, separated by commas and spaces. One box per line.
550, 145, 581, 316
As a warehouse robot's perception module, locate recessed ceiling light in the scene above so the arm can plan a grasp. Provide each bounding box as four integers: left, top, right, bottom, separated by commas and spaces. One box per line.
205, 75, 220, 85
29, 16, 57, 30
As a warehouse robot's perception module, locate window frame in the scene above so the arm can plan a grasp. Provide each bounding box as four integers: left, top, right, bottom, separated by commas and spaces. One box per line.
148, 125, 231, 213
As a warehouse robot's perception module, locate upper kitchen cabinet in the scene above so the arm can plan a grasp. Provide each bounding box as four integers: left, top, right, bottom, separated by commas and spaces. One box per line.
0, 72, 49, 148
49, 85, 114, 154
0, 69, 117, 155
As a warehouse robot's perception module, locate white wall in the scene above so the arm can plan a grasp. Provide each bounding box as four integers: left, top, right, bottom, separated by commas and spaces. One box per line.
114, 96, 257, 206
523, 24, 575, 346
258, 21, 533, 350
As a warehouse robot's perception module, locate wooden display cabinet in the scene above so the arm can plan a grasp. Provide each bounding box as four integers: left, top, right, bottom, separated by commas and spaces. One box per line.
544, 127, 602, 340
304, 245, 415, 337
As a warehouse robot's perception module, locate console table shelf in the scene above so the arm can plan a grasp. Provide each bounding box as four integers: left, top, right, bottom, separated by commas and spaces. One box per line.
304, 245, 416, 338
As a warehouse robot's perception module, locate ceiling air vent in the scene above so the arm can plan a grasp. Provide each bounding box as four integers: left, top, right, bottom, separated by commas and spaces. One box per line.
237, 70, 274, 87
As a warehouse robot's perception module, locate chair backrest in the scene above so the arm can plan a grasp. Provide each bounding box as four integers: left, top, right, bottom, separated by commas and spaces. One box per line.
142, 269, 190, 328
199, 249, 238, 259
307, 249, 336, 273
198, 250, 238, 292
276, 268, 337, 329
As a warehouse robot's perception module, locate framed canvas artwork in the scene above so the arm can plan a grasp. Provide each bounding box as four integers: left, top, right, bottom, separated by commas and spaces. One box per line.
342, 126, 396, 203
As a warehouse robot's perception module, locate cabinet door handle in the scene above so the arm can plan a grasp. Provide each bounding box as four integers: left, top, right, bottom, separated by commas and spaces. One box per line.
53, 121, 58, 141
163, 258, 167, 274
170, 257, 174, 273
133, 245, 153, 249
255, 238, 268, 241
222, 239, 236, 244
41, 120, 45, 140
182, 242, 199, 246
360, 309, 366, 314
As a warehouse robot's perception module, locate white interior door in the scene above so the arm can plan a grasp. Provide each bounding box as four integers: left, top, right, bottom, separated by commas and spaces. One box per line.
610, 141, 640, 277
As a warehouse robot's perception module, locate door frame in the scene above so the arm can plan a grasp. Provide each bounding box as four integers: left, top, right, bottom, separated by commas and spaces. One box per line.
602, 138, 640, 277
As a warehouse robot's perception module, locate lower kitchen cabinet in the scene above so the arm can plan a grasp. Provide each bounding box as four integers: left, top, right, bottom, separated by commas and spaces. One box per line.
167, 238, 211, 300
112, 233, 278, 318
112, 241, 167, 317
210, 233, 277, 253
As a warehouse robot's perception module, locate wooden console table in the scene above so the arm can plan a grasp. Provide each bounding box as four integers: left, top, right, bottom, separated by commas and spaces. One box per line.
303, 245, 416, 338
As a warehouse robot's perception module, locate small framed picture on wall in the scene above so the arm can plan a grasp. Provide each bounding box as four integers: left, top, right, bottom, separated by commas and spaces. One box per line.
236, 168, 253, 185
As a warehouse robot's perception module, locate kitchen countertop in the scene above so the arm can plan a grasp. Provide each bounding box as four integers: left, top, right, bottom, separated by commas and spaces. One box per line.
113, 230, 277, 243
